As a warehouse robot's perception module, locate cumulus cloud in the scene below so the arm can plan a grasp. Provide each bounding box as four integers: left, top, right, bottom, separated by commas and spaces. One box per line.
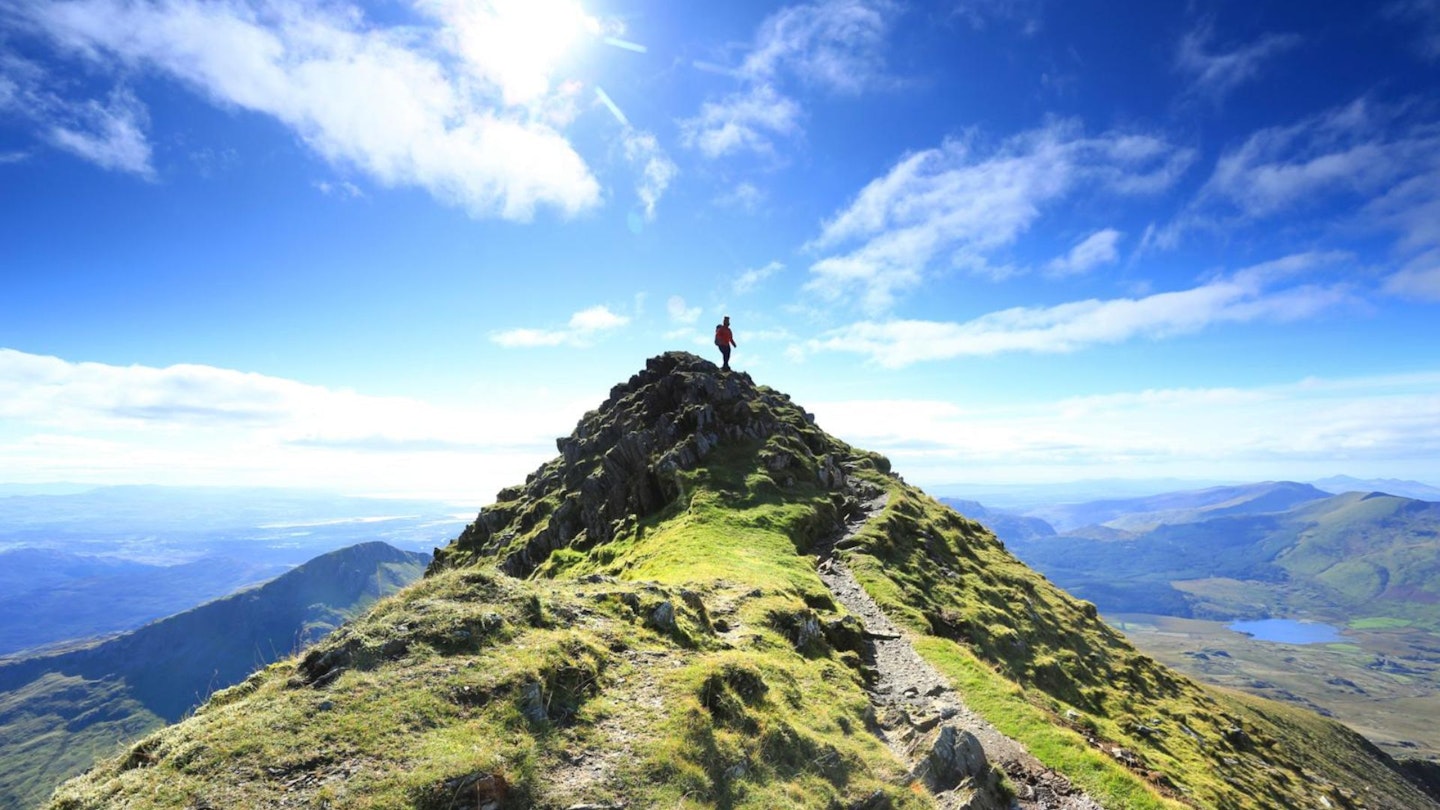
1046, 229, 1121, 277
492, 304, 631, 347
1176, 23, 1302, 100
806, 122, 1195, 312
802, 252, 1354, 367
20, 0, 603, 220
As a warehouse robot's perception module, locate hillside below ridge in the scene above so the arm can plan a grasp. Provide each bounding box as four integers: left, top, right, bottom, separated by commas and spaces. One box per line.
47, 353, 1440, 810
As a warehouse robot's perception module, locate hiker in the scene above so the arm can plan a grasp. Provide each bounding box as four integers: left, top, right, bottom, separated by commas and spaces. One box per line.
714, 316, 736, 371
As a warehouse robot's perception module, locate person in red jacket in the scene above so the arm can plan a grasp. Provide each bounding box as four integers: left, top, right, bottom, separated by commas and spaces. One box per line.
714, 315, 736, 371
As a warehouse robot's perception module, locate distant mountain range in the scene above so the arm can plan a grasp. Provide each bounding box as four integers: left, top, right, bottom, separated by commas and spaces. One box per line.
0, 550, 289, 656
0, 542, 428, 810
989, 482, 1440, 626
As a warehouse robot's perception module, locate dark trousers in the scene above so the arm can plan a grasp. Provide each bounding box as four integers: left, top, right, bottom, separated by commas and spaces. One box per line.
718, 343, 731, 368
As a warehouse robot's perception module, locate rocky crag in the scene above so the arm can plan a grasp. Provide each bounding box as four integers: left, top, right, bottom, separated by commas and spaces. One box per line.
48, 353, 1440, 809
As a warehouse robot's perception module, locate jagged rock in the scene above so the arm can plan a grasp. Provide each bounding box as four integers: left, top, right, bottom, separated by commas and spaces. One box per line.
915, 726, 1006, 809
519, 681, 548, 725
648, 601, 677, 633
434, 352, 890, 578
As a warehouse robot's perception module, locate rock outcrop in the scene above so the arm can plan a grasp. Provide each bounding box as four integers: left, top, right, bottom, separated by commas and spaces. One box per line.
435, 351, 888, 578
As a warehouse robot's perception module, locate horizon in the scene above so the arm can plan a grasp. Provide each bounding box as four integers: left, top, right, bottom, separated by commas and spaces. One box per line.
4, 1, 1439, 502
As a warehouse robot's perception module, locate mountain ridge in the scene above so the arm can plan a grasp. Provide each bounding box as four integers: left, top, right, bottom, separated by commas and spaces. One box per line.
46, 353, 1440, 810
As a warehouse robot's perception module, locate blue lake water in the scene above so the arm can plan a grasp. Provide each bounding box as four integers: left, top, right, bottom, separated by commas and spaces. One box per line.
1228, 618, 1344, 644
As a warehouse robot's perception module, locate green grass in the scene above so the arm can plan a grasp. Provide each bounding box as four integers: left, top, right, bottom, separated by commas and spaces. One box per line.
1348, 617, 1414, 630
841, 480, 1437, 810
40, 361, 1439, 810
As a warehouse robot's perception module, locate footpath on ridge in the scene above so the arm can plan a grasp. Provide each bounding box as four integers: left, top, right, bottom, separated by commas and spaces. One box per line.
813, 491, 1103, 810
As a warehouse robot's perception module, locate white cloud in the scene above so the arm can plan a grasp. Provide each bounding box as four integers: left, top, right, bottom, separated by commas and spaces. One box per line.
680, 0, 895, 160
624, 129, 677, 220
802, 252, 1354, 367
0, 348, 588, 500
23, 0, 602, 220
1384, 249, 1440, 300
0, 54, 154, 177
1176, 23, 1302, 100
1046, 229, 1121, 277
734, 260, 784, 294
806, 122, 1195, 312
1198, 100, 1415, 219
314, 179, 364, 198
492, 304, 630, 347
717, 181, 766, 211
808, 371, 1440, 485
741, 0, 895, 94
47, 87, 155, 178
666, 296, 702, 324
680, 83, 803, 159
1182, 98, 1440, 294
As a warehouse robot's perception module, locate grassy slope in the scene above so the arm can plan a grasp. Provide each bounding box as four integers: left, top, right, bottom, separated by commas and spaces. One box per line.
3, 544, 426, 810
43, 361, 1435, 809
844, 481, 1435, 810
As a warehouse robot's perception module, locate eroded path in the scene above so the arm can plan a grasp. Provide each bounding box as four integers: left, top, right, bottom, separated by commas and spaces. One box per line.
815, 493, 1104, 810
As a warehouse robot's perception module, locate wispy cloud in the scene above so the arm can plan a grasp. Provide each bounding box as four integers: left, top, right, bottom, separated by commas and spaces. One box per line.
0, 54, 154, 177
680, 0, 895, 160
492, 305, 631, 348
1384, 0, 1440, 61
624, 129, 677, 220
809, 371, 1440, 483
680, 84, 803, 159
1176, 22, 1301, 101
806, 122, 1195, 312
741, 0, 896, 94
802, 252, 1355, 367
951, 0, 1045, 35
734, 260, 784, 294
666, 295, 702, 324
1046, 229, 1121, 277
19, 0, 604, 220
1179, 98, 1440, 297
1384, 249, 1440, 301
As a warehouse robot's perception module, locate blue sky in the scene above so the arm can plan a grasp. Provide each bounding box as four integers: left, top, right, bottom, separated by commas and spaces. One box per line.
2, 0, 1439, 502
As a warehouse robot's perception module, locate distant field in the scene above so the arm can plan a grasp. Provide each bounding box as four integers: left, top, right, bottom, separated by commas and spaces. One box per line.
1112, 613, 1440, 761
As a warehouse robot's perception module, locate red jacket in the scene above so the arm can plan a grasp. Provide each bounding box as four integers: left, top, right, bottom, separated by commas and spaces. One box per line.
715, 324, 735, 347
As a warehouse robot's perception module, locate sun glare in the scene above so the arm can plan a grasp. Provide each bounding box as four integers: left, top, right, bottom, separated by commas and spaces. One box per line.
449, 0, 600, 105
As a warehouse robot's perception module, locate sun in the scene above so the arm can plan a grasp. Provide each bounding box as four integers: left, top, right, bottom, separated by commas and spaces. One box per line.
447, 0, 601, 106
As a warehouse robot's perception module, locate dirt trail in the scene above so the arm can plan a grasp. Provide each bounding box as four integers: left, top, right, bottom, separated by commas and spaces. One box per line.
815, 493, 1104, 810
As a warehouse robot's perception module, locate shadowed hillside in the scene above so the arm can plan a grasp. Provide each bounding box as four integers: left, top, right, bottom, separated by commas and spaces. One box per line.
45, 354, 1440, 810
0, 542, 428, 810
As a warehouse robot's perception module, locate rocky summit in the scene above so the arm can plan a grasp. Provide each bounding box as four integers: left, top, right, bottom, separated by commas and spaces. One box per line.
47, 353, 1440, 809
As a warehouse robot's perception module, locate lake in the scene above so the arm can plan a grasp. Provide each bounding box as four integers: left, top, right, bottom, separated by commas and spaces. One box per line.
1228, 618, 1344, 644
